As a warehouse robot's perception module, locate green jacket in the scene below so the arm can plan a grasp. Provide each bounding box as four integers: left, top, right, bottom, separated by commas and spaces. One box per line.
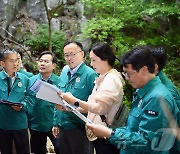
158, 71, 180, 124
54, 62, 97, 130
0, 70, 29, 130
27, 73, 59, 132
18, 68, 33, 78
109, 76, 179, 154
158, 71, 180, 152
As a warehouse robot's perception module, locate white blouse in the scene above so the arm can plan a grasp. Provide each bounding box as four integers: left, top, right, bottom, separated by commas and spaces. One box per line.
87, 68, 125, 126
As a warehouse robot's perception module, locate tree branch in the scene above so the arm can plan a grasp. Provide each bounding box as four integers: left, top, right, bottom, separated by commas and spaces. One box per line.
0, 33, 33, 61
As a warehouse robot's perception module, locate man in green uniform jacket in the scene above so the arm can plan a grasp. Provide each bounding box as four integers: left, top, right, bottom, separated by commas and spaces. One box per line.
27, 51, 60, 154
150, 46, 180, 153
53, 41, 97, 154
86, 46, 179, 154
0, 49, 30, 154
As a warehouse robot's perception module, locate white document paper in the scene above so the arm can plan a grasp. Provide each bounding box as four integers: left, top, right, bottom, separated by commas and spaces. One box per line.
30, 79, 43, 93
36, 82, 64, 105
33, 80, 92, 124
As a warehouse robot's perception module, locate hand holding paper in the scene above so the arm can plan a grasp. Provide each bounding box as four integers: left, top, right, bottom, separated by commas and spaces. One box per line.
55, 104, 69, 112
59, 92, 77, 105
31, 79, 92, 124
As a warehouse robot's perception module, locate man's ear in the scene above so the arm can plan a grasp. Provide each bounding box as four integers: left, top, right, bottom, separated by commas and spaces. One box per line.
155, 64, 159, 74
141, 66, 148, 72
0, 61, 4, 67
52, 63, 57, 69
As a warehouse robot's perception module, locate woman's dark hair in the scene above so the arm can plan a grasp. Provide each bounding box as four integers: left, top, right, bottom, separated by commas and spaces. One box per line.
90, 42, 119, 66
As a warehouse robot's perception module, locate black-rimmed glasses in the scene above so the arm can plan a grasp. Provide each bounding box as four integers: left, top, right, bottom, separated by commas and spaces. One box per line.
122, 71, 136, 78
64, 51, 82, 59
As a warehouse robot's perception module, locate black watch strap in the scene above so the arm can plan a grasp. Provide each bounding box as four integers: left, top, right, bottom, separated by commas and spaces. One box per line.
74, 99, 80, 107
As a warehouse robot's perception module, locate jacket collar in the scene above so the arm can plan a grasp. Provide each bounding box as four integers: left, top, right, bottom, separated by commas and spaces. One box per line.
67, 62, 85, 77
1, 69, 18, 79
137, 76, 161, 99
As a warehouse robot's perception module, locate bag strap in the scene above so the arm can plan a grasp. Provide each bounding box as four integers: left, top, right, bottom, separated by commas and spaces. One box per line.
100, 115, 109, 127
114, 103, 125, 121
100, 103, 128, 127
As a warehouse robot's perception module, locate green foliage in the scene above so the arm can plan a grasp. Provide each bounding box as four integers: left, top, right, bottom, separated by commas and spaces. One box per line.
164, 56, 180, 91
82, 0, 180, 106
25, 25, 48, 52
83, 17, 123, 42
25, 24, 66, 74
122, 81, 134, 108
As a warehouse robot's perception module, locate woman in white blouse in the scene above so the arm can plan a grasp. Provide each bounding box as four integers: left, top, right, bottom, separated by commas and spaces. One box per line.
58, 42, 125, 154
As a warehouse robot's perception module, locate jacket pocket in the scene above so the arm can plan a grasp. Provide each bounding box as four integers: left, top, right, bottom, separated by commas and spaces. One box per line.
14, 86, 26, 93
0, 86, 8, 92
74, 84, 85, 90
0, 86, 8, 97
128, 109, 141, 131
130, 108, 141, 117
13, 86, 27, 100
58, 82, 66, 88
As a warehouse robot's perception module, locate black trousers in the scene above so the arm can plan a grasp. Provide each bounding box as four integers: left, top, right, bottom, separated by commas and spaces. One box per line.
0, 128, 30, 154
30, 129, 60, 154
92, 138, 120, 154
58, 127, 93, 154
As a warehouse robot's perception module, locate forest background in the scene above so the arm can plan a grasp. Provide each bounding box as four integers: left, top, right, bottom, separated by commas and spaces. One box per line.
0, 0, 179, 106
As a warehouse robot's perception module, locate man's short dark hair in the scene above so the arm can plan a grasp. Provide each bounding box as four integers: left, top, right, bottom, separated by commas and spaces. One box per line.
121, 46, 155, 73
39, 51, 57, 64
148, 46, 167, 71
63, 41, 85, 57
17, 50, 23, 59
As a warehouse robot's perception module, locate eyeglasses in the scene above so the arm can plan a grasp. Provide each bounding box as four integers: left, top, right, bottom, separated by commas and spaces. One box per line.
5, 59, 19, 64
122, 71, 136, 78
64, 51, 82, 59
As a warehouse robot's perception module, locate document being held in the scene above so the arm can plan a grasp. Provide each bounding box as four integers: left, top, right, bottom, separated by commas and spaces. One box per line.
30, 79, 92, 124
0, 99, 24, 107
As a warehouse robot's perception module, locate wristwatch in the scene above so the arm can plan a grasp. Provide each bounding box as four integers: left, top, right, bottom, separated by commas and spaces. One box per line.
74, 99, 80, 107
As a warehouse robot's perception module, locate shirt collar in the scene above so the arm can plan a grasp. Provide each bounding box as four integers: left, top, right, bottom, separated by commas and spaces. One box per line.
3, 69, 17, 79
40, 73, 52, 82
69, 62, 83, 77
